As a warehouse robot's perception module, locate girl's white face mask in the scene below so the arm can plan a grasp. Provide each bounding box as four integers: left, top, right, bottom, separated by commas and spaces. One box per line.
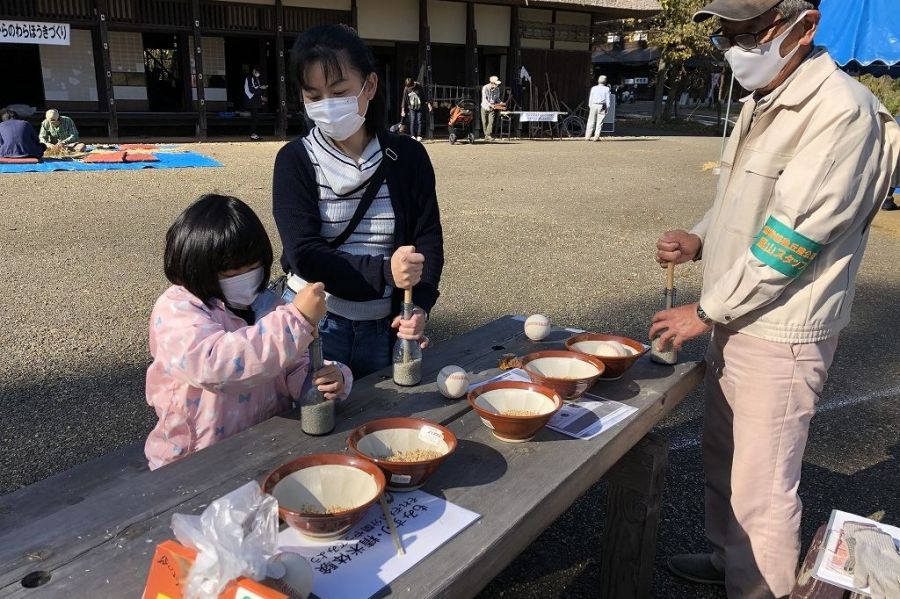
219, 266, 264, 308
725, 11, 810, 92
304, 81, 369, 141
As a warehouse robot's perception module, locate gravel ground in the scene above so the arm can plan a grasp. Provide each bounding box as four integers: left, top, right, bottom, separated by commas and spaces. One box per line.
1, 136, 898, 598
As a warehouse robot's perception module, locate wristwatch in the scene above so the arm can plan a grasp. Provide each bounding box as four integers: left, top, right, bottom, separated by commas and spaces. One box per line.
696, 305, 713, 325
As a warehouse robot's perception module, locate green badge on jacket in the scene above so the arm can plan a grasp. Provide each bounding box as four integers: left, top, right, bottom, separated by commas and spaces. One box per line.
751, 216, 823, 278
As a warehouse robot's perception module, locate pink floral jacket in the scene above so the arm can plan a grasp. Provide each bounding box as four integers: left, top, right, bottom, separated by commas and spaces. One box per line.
144, 286, 352, 469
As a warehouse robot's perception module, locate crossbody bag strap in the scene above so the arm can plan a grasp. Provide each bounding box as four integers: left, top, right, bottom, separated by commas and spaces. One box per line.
327, 142, 398, 249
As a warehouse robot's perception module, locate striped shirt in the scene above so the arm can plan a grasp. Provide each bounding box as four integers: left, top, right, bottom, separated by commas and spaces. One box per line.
299, 127, 395, 321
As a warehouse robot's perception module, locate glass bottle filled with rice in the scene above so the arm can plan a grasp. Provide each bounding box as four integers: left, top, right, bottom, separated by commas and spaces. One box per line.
392, 289, 423, 386
301, 333, 336, 435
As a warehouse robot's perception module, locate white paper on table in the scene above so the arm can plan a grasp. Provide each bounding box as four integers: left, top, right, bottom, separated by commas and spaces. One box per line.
812, 509, 900, 595
467, 367, 531, 392
545, 393, 637, 440
468, 371, 637, 441
276, 490, 479, 599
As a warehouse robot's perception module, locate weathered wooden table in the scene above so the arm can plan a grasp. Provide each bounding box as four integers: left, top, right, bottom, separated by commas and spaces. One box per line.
0, 316, 704, 598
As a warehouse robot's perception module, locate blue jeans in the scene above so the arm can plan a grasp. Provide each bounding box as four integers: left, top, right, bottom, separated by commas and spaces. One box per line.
408, 110, 423, 137
281, 287, 393, 379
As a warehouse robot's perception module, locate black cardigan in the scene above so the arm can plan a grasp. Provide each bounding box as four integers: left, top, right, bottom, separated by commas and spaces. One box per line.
272, 130, 444, 316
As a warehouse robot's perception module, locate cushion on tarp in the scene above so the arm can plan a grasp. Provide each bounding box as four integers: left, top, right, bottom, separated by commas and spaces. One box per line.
124, 152, 160, 163
0, 157, 40, 163
83, 151, 126, 163
119, 144, 159, 150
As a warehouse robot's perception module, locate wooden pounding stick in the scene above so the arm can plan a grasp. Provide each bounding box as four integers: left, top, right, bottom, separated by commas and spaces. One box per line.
380, 494, 405, 555
665, 262, 675, 310
402, 288, 414, 363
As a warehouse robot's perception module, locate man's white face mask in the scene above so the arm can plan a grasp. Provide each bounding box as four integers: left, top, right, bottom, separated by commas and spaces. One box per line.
725, 11, 810, 91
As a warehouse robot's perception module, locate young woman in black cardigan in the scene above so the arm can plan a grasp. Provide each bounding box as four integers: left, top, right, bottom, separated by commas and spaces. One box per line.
273, 24, 443, 378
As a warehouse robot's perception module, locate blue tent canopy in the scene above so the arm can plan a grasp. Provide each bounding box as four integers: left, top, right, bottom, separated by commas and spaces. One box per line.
817, 0, 899, 66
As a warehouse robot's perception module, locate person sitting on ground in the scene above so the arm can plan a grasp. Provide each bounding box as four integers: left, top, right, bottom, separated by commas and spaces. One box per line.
0, 109, 45, 159
39, 109, 85, 152
144, 194, 353, 469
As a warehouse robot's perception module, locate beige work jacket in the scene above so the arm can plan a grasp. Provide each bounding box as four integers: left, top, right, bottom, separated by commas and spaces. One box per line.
692, 48, 900, 344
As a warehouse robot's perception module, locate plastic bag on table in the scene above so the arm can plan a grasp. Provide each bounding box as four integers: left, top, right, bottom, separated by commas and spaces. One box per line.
171, 481, 278, 599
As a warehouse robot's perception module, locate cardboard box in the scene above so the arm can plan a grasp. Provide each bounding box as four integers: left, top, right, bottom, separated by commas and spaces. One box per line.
143, 540, 289, 599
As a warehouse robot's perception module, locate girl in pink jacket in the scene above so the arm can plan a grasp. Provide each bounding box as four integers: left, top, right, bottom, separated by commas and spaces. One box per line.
145, 194, 352, 469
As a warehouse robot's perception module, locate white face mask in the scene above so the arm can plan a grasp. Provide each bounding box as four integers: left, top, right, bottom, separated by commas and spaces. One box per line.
304, 81, 369, 141
725, 11, 809, 91
219, 266, 264, 308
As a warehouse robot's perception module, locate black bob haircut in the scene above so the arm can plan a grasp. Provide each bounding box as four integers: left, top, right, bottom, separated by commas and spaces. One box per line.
290, 24, 386, 137
164, 194, 273, 305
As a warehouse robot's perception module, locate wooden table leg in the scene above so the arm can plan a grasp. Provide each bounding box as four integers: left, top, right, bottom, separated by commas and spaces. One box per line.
600, 433, 669, 599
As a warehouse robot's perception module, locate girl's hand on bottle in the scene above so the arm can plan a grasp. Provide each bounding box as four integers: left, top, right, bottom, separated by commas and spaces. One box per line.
391, 308, 430, 349
293, 282, 327, 326
314, 364, 344, 400
391, 245, 425, 289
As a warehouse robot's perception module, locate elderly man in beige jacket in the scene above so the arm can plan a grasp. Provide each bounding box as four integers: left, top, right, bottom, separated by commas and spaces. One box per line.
649, 1, 900, 597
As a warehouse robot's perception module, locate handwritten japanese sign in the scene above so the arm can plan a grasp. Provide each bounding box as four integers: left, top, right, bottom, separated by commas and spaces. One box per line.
277, 490, 480, 599
0, 21, 70, 46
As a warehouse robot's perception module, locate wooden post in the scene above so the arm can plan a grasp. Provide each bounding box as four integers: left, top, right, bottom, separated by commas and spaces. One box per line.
275, 0, 287, 139
465, 2, 476, 88
550, 9, 556, 51
418, 0, 427, 71
350, 0, 358, 30
191, 0, 207, 139
508, 5, 521, 108
600, 434, 669, 599
90, 26, 108, 112
95, 0, 118, 140
466, 2, 480, 133
419, 0, 434, 138
177, 32, 193, 116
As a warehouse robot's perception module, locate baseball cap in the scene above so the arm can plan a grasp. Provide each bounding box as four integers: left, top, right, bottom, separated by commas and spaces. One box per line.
693, 0, 820, 23
489, 75, 501, 85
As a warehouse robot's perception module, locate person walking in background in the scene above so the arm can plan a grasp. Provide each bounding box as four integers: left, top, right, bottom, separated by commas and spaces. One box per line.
0, 109, 44, 159
39, 109, 84, 151
584, 75, 611, 141
480, 75, 502, 141
244, 65, 268, 141
651, 1, 900, 597
401, 79, 431, 142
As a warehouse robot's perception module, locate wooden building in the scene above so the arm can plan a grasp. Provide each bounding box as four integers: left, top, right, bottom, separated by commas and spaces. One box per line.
0, 0, 659, 139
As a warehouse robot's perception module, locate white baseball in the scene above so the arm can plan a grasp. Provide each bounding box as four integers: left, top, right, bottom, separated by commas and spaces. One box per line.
592, 340, 632, 358
524, 314, 551, 341
437, 366, 470, 399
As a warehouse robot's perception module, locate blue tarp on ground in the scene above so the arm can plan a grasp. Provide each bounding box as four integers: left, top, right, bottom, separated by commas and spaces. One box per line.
818, 0, 900, 66
0, 151, 222, 174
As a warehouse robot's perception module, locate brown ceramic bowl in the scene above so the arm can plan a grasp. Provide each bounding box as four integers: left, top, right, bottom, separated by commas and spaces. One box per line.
520, 350, 606, 400
565, 333, 649, 380
263, 453, 386, 541
348, 417, 457, 492
468, 381, 563, 442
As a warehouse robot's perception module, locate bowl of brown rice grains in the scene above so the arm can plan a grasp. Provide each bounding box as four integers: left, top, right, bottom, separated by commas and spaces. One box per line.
264, 453, 386, 540
348, 418, 457, 492
468, 381, 563, 443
